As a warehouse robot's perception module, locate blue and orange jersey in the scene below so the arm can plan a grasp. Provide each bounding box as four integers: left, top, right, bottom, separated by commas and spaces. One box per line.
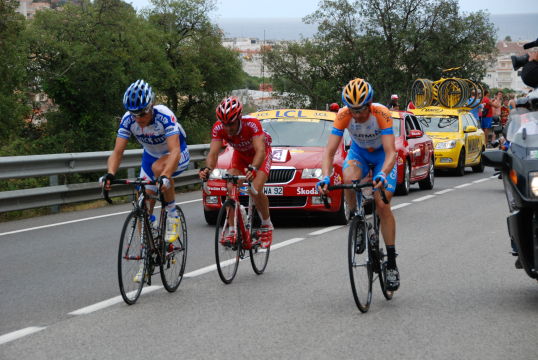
331, 103, 393, 152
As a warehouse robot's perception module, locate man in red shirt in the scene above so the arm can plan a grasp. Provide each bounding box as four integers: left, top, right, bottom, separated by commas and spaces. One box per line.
199, 97, 273, 247
481, 90, 493, 145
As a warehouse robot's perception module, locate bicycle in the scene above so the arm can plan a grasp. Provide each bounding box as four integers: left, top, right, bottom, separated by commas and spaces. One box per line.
103, 179, 188, 305
204, 173, 270, 284
322, 180, 393, 313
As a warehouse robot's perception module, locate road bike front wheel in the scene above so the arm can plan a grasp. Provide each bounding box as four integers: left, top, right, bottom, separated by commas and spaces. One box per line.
249, 208, 270, 274
215, 199, 241, 284
348, 217, 372, 312
118, 211, 147, 305
160, 205, 188, 292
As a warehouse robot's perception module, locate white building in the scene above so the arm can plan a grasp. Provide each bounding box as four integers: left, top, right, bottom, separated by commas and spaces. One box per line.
222, 37, 275, 78
483, 41, 532, 92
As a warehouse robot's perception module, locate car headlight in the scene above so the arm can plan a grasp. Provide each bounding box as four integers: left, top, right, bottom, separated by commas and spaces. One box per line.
529, 172, 538, 197
302, 168, 323, 179
209, 168, 226, 179
435, 140, 456, 149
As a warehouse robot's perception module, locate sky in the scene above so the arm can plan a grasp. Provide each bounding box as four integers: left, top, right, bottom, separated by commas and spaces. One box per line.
127, 0, 538, 18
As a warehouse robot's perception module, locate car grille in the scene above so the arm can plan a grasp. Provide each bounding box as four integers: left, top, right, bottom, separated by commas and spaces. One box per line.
223, 196, 307, 208
267, 169, 295, 184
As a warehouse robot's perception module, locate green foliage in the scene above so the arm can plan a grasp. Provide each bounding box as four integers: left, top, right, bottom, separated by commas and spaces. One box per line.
265, 0, 497, 107
0, 0, 31, 142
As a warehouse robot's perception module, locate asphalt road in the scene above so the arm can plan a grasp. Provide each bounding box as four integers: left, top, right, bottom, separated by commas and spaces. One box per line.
1, 167, 537, 359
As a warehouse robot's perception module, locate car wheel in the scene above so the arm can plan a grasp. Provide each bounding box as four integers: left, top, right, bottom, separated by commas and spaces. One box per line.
332, 192, 349, 225
472, 148, 485, 173
419, 156, 435, 190
204, 209, 218, 225
395, 160, 410, 195
454, 149, 465, 176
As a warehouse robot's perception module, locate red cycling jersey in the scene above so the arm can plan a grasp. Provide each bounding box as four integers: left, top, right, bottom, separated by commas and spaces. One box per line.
211, 116, 273, 175
211, 116, 272, 157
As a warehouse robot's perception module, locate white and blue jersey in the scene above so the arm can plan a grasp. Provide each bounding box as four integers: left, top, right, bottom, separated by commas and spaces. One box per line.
118, 105, 190, 180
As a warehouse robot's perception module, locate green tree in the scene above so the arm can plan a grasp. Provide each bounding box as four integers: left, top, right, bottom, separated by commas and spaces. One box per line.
265, 0, 497, 108
145, 0, 243, 143
26, 0, 171, 153
0, 0, 30, 143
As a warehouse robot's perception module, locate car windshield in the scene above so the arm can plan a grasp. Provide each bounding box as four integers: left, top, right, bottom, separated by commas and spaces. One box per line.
506, 111, 538, 147
416, 116, 459, 132
261, 118, 333, 147
392, 118, 401, 136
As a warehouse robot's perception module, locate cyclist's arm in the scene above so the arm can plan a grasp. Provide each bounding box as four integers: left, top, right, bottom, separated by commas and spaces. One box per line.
380, 134, 397, 176
107, 137, 128, 175
250, 135, 266, 169
206, 139, 223, 170
162, 134, 181, 178
322, 134, 342, 177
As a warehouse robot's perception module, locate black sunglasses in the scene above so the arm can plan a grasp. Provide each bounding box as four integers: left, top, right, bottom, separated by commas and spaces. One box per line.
349, 105, 369, 114
130, 105, 152, 117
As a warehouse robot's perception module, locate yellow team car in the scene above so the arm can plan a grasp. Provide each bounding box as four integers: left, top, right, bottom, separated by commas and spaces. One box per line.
411, 106, 486, 176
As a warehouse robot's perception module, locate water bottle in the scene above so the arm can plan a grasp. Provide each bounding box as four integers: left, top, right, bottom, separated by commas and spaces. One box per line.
239, 184, 249, 196
239, 205, 248, 225
367, 223, 376, 243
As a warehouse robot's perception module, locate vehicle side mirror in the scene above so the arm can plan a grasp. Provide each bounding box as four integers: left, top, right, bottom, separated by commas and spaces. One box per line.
464, 125, 477, 133
407, 129, 423, 139
482, 149, 505, 168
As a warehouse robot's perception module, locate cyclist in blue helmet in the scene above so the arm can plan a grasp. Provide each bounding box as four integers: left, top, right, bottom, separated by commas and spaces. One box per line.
100, 79, 190, 283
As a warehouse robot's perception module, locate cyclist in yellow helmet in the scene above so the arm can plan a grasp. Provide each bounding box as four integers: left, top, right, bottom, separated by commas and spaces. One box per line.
318, 78, 400, 291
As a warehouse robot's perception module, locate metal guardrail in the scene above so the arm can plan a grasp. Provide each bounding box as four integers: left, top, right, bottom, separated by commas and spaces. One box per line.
0, 144, 209, 213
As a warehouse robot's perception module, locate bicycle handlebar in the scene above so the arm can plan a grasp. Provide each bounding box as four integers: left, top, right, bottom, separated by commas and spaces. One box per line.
319, 182, 388, 209
200, 173, 258, 196
102, 179, 158, 204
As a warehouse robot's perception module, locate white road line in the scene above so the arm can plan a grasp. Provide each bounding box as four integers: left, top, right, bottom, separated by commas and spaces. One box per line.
184, 264, 217, 278
308, 226, 343, 236
0, 327, 46, 345
435, 189, 454, 195
489, 175, 498, 179
0, 199, 202, 237
473, 178, 490, 184
68, 286, 162, 315
455, 183, 472, 188
391, 202, 412, 210
413, 195, 436, 202
271, 237, 306, 250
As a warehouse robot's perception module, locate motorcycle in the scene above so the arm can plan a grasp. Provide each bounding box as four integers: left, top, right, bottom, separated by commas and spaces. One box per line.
483, 102, 538, 282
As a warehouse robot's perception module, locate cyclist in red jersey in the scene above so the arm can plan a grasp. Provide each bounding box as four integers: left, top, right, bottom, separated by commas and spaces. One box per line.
199, 97, 273, 247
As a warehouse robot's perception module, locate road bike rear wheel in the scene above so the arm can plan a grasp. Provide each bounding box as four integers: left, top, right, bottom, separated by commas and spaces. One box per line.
118, 211, 147, 305
249, 209, 270, 274
348, 217, 372, 312
160, 206, 188, 292
215, 199, 241, 284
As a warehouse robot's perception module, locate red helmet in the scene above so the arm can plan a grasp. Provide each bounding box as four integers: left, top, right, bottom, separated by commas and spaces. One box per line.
216, 97, 243, 124
329, 103, 340, 112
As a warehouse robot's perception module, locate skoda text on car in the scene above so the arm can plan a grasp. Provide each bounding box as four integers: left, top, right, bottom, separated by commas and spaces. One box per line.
391, 110, 435, 195
202, 109, 349, 224
410, 106, 486, 176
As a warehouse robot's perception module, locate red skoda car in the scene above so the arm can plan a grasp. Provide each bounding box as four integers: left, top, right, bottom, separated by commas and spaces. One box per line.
391, 110, 435, 195
202, 109, 349, 224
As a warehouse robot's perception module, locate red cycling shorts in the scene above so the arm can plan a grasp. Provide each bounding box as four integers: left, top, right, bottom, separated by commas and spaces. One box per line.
231, 147, 272, 176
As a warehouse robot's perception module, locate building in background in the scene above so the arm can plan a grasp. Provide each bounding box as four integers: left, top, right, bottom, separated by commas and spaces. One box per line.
483, 41, 532, 93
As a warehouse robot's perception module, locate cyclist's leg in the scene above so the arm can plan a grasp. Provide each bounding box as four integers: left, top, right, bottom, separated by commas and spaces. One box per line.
139, 151, 159, 214
342, 146, 367, 212
372, 154, 399, 290
152, 150, 190, 242
249, 149, 273, 247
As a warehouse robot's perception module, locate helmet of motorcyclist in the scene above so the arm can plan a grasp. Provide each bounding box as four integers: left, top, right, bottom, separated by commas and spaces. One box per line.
123, 80, 154, 114
216, 97, 243, 124
342, 78, 374, 109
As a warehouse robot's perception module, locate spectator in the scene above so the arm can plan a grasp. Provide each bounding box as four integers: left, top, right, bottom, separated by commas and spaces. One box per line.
329, 103, 340, 112
500, 96, 510, 127
387, 94, 400, 110
468, 90, 480, 122
407, 100, 416, 110
491, 91, 503, 140
481, 90, 493, 146
508, 93, 516, 110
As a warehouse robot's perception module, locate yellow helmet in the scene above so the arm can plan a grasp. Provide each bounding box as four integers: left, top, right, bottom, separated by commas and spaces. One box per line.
342, 78, 374, 108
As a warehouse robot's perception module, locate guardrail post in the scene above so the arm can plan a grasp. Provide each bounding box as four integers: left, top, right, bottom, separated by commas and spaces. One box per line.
127, 168, 135, 179
49, 175, 59, 213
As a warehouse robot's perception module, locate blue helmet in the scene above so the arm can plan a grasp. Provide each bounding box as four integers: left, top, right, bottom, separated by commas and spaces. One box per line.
123, 80, 154, 112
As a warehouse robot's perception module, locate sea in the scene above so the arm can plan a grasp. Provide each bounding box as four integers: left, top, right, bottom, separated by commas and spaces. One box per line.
215, 14, 538, 42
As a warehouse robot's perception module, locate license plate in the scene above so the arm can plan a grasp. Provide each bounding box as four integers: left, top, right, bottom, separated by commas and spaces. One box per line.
263, 186, 283, 196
